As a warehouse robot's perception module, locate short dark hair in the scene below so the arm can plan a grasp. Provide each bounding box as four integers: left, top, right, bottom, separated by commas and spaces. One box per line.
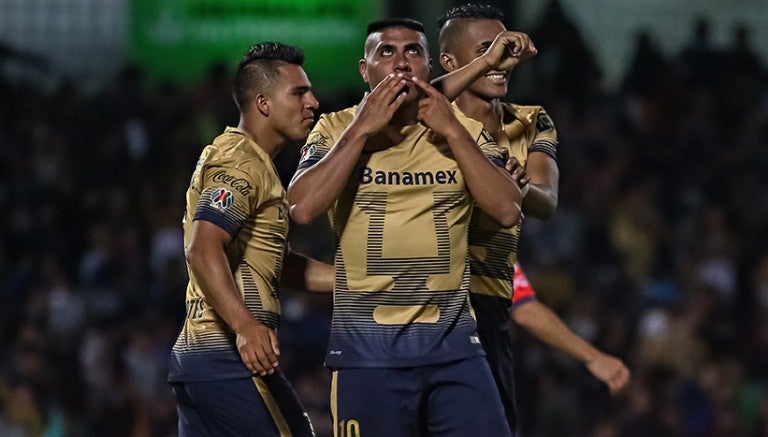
366, 18, 425, 36
233, 42, 304, 112
437, 3, 504, 29
437, 4, 504, 53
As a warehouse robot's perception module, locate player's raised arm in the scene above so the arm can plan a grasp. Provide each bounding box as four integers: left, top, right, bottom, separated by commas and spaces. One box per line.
288, 73, 408, 225
432, 31, 536, 101
412, 76, 522, 227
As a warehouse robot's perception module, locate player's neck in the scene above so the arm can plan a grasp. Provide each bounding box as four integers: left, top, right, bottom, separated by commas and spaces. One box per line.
238, 118, 283, 158
455, 93, 503, 133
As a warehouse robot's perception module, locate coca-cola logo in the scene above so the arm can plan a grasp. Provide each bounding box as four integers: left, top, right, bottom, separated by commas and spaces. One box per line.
212, 170, 252, 196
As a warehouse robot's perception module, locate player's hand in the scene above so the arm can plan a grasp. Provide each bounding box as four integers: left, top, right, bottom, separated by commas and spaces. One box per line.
506, 156, 530, 188
586, 353, 631, 395
411, 76, 464, 139
481, 31, 537, 71
352, 73, 408, 137
235, 320, 280, 376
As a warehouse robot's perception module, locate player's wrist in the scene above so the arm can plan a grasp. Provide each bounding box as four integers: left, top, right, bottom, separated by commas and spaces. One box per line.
477, 53, 496, 73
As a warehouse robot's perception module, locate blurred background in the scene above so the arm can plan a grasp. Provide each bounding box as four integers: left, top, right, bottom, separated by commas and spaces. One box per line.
1, 0, 768, 436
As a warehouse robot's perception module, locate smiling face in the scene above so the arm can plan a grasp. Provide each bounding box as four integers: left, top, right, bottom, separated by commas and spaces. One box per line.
359, 26, 431, 102
443, 18, 509, 100
268, 63, 319, 141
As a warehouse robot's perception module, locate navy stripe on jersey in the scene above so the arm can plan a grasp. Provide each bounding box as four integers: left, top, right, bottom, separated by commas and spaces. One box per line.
296, 141, 329, 172
326, 289, 482, 367
194, 194, 249, 237
240, 261, 280, 330
529, 139, 558, 161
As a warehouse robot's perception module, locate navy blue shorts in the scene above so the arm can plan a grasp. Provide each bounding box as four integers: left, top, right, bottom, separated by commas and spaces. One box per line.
478, 327, 518, 433
331, 356, 511, 437
170, 370, 314, 437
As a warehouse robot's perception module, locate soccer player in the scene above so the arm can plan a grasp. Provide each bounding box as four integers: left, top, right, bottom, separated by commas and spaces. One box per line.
287, 18, 522, 436
434, 3, 630, 433
167, 42, 331, 436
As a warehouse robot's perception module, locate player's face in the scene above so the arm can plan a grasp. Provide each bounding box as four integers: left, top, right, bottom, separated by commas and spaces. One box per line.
269, 64, 319, 141
360, 27, 430, 102
451, 19, 509, 100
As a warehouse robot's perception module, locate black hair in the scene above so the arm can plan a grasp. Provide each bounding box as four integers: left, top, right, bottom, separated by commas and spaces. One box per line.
437, 4, 505, 53
436, 3, 504, 29
237, 41, 304, 71
233, 42, 304, 112
366, 18, 425, 36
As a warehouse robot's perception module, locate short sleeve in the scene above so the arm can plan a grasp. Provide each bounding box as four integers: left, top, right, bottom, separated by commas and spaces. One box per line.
529, 110, 558, 161
194, 166, 259, 237
296, 116, 335, 173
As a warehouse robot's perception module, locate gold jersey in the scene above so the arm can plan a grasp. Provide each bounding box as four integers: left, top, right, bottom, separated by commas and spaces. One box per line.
169, 127, 289, 381
296, 106, 504, 367
467, 103, 558, 330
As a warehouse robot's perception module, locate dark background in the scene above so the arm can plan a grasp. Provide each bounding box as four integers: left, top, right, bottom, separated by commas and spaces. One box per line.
1, 0, 767, 435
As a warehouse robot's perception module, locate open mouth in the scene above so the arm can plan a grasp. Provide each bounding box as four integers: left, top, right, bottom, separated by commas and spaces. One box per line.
485, 73, 508, 84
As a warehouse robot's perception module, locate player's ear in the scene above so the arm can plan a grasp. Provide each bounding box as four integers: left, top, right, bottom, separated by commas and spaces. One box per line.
358, 58, 368, 83
256, 94, 269, 116
428, 57, 433, 71
439, 53, 456, 72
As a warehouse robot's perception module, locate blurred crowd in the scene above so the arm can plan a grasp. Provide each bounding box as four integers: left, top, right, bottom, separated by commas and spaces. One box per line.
1, 4, 768, 436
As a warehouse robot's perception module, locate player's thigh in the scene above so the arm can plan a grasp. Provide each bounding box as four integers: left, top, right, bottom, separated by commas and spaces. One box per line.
478, 328, 518, 430
170, 382, 210, 437
176, 373, 313, 437
331, 368, 420, 437
425, 356, 512, 436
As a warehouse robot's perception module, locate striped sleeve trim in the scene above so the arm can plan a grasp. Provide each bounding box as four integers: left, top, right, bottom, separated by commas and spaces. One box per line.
529, 139, 558, 161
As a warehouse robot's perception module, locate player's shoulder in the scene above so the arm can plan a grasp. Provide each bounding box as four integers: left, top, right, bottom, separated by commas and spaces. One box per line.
306, 106, 356, 151
316, 106, 356, 130
207, 127, 269, 174
451, 103, 486, 136
503, 102, 545, 122
504, 103, 556, 132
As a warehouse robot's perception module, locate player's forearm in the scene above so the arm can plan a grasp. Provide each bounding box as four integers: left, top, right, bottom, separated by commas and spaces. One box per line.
521, 183, 558, 219
281, 252, 334, 293
288, 128, 368, 225
431, 56, 491, 102
446, 130, 522, 227
186, 245, 257, 333
304, 257, 334, 292
513, 301, 599, 364
521, 153, 559, 219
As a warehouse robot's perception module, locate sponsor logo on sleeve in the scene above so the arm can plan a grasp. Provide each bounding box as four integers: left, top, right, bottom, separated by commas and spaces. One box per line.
300, 143, 317, 161
212, 170, 252, 196
210, 187, 234, 211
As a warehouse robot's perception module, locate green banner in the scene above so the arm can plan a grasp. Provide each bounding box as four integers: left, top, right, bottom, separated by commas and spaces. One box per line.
129, 0, 380, 92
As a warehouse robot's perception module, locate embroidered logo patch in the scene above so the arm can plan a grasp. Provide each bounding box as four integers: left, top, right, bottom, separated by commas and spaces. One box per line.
210, 187, 234, 211
300, 143, 317, 161
536, 112, 555, 132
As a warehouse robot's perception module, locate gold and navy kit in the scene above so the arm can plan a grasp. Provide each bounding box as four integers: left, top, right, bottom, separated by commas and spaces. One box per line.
467, 103, 558, 331
467, 103, 558, 430
296, 106, 505, 368
168, 127, 289, 382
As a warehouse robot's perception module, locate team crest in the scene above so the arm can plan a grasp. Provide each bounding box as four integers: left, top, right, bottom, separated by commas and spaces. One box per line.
210, 187, 234, 211
536, 112, 555, 132
300, 143, 317, 161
